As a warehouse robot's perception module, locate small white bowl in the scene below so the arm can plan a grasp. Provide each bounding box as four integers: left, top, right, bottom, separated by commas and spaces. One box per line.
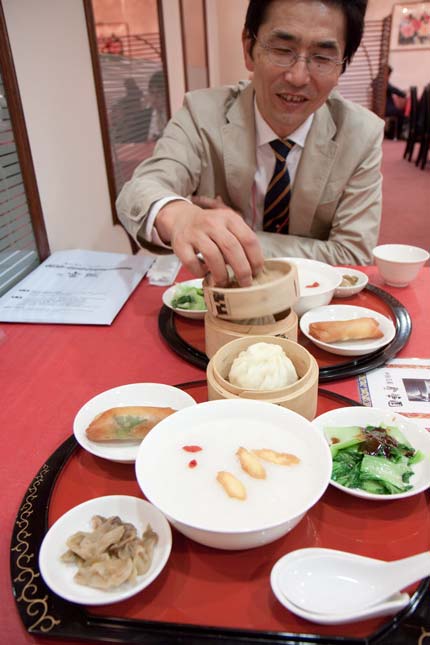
74, 383, 196, 463
162, 278, 206, 319
135, 399, 332, 550
281, 258, 342, 317
312, 407, 430, 500
334, 268, 369, 298
373, 244, 429, 287
39, 495, 172, 605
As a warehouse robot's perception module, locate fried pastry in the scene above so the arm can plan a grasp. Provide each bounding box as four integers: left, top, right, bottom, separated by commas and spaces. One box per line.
236, 447, 266, 479
252, 448, 300, 466
308, 317, 383, 344
85, 406, 175, 442
217, 471, 247, 500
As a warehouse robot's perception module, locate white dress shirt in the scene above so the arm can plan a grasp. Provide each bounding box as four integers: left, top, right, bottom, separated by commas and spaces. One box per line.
143, 100, 313, 246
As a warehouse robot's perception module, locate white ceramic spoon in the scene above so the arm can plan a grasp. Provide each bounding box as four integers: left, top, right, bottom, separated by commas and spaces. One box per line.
271, 548, 429, 616
271, 574, 409, 625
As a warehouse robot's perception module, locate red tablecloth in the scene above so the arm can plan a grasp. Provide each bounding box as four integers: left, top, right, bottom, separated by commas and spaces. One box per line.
1, 265, 429, 644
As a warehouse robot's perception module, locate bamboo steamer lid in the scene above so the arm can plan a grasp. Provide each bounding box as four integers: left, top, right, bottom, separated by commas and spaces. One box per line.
205, 308, 298, 358
206, 335, 319, 421
203, 259, 298, 320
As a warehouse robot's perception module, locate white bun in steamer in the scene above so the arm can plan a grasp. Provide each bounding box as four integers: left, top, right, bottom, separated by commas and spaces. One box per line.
228, 342, 298, 390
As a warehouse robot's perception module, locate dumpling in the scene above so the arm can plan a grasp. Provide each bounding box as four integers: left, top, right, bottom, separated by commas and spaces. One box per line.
228, 342, 298, 390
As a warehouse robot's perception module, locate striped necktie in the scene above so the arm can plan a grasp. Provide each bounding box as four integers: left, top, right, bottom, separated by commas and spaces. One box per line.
263, 139, 294, 234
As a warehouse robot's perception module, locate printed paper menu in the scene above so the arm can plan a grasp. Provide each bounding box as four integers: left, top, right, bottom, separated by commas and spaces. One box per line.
0, 249, 154, 325
359, 358, 430, 432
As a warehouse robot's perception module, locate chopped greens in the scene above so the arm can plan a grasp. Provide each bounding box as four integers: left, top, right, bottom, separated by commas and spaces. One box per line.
325, 424, 425, 495
171, 285, 206, 311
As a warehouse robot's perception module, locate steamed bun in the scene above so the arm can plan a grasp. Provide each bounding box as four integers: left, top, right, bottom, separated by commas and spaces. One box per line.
228, 342, 298, 390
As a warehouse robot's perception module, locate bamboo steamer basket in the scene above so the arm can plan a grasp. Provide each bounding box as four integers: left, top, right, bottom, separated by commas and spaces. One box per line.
203, 259, 298, 320
206, 335, 319, 421
205, 308, 298, 358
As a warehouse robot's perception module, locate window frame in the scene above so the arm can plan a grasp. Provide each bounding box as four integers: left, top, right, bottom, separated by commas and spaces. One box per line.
0, 1, 49, 262
82, 0, 170, 254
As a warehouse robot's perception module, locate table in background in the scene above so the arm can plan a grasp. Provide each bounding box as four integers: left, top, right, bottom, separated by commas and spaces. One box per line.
1, 265, 429, 645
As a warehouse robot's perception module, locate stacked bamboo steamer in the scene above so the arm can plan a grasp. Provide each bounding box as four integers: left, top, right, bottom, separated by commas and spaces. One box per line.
203, 259, 299, 358
206, 335, 319, 420
203, 260, 319, 420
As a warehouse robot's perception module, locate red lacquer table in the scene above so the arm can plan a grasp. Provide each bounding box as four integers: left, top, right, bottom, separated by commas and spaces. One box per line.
3, 265, 430, 645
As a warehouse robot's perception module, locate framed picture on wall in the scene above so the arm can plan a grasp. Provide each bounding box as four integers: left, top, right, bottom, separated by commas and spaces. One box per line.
390, 2, 430, 50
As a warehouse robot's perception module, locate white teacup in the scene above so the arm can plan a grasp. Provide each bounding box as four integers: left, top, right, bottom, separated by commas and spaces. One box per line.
373, 244, 429, 287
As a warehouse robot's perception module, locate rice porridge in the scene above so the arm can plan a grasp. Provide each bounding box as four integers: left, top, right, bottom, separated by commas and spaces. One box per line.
137, 416, 327, 532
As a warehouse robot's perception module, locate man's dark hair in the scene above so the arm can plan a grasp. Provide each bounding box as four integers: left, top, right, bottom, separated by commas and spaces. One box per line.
244, 0, 368, 72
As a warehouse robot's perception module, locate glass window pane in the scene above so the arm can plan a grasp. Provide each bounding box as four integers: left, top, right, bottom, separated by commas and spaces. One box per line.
0, 74, 39, 296
91, 0, 169, 194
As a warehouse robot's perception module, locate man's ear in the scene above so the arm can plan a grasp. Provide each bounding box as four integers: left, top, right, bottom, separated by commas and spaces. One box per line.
242, 28, 255, 73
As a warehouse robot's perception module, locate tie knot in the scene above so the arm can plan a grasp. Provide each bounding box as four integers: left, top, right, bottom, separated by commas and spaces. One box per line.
270, 139, 294, 160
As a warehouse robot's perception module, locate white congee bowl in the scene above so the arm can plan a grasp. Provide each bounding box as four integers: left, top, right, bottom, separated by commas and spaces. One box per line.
135, 399, 331, 550
282, 258, 342, 317
373, 244, 429, 287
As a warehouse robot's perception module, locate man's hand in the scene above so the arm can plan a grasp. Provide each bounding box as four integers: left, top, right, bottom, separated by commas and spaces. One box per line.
155, 198, 264, 286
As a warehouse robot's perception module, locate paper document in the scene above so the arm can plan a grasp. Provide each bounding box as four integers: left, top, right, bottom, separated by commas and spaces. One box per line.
0, 249, 154, 325
358, 358, 430, 432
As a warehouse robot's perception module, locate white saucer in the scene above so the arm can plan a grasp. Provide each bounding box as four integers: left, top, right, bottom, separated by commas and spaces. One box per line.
162, 278, 206, 319
39, 495, 172, 605
74, 383, 196, 463
312, 406, 430, 500
300, 305, 396, 356
334, 268, 369, 298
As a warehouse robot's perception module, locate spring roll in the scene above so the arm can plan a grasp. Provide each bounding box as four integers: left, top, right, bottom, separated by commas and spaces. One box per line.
308, 317, 384, 344
85, 406, 175, 442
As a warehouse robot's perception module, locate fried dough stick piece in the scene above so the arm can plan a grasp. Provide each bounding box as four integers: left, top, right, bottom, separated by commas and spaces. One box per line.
85, 406, 175, 442
217, 471, 247, 500
236, 447, 266, 479
253, 449, 300, 466
308, 317, 383, 344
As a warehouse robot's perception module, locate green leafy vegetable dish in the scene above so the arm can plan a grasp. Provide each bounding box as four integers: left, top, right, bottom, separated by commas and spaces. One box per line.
171, 285, 206, 311
325, 424, 425, 495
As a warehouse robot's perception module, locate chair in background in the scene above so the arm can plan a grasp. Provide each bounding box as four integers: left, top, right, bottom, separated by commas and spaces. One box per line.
415, 85, 430, 170
403, 86, 423, 162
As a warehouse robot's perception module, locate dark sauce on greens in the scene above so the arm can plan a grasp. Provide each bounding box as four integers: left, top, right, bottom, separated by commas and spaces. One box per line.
359, 426, 414, 458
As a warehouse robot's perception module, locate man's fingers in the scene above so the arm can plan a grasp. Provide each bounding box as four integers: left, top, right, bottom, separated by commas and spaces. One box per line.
191, 195, 228, 210
173, 237, 230, 286
166, 201, 264, 287
225, 218, 265, 281
191, 195, 219, 209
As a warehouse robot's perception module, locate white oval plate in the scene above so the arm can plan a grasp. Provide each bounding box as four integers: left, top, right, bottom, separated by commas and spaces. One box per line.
74, 383, 196, 463
162, 278, 206, 319
39, 495, 172, 605
334, 268, 369, 298
300, 305, 396, 356
313, 406, 430, 500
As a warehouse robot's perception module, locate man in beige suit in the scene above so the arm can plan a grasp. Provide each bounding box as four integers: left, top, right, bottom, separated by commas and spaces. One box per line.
117, 0, 383, 286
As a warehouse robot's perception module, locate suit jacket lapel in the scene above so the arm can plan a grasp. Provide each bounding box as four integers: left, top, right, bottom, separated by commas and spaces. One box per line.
290, 102, 338, 235
221, 82, 257, 214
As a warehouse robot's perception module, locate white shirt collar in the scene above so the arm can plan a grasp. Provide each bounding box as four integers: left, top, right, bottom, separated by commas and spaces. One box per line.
254, 98, 314, 148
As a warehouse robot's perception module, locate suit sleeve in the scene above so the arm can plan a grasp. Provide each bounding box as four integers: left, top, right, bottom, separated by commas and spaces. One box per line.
257, 123, 383, 266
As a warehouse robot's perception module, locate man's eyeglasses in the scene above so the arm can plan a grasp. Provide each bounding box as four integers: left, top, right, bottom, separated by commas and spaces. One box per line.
254, 37, 345, 76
